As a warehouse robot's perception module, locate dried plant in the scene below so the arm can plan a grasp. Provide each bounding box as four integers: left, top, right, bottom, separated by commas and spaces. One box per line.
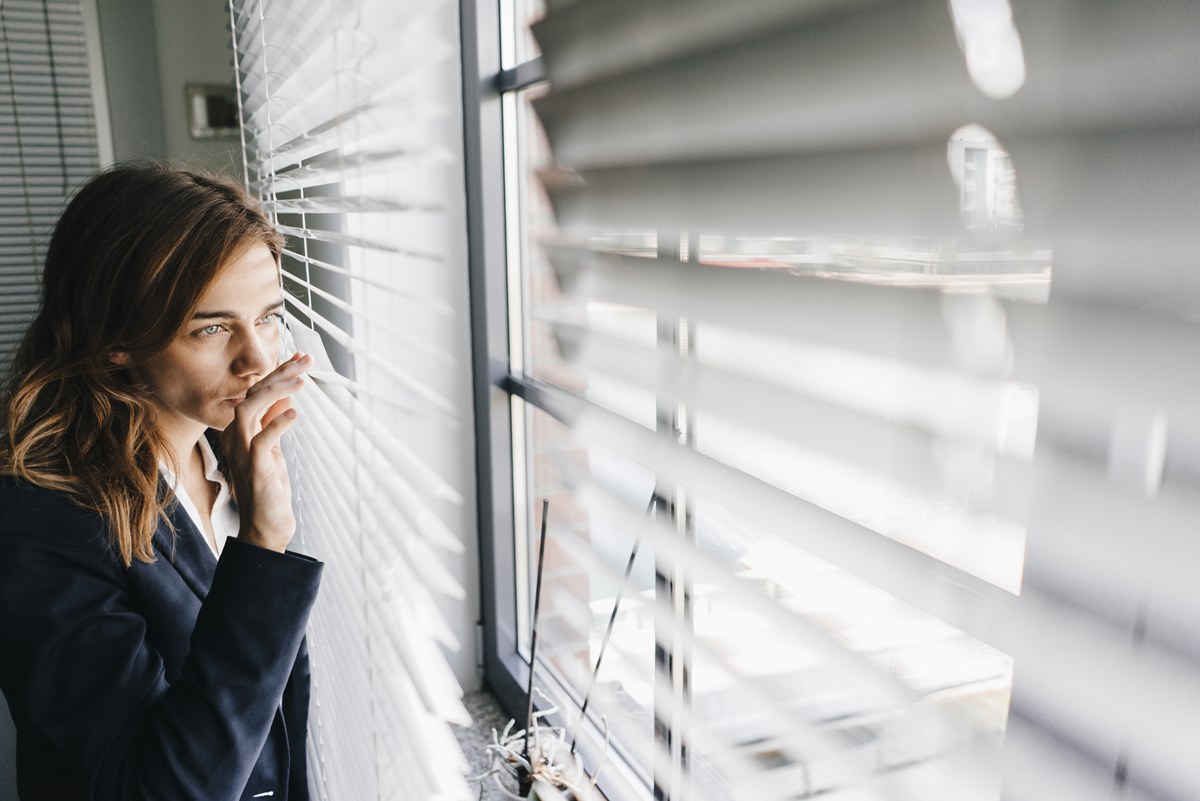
470, 688, 608, 801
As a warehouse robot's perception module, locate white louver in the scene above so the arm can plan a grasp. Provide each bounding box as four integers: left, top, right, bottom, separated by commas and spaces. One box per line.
0, 0, 100, 377
512, 1, 1200, 800
229, 0, 472, 798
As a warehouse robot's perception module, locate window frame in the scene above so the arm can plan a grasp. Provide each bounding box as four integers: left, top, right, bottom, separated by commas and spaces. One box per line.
460, 0, 526, 719
461, 2, 666, 800
465, 4, 1200, 801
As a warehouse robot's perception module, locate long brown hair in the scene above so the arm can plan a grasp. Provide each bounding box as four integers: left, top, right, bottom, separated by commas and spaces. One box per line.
0, 163, 283, 566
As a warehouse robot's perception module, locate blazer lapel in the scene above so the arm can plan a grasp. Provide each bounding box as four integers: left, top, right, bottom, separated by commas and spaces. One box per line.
154, 482, 218, 600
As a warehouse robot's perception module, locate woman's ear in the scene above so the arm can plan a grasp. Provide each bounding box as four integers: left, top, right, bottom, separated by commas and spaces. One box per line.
109, 350, 131, 366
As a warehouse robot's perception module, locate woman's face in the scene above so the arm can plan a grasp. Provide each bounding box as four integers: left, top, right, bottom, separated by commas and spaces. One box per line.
138, 243, 285, 437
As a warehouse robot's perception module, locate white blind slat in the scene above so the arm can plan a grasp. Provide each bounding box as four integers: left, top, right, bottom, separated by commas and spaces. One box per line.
280, 248, 453, 313
534, 0, 1198, 168
282, 268, 455, 362
233, 0, 472, 795
0, 0, 98, 374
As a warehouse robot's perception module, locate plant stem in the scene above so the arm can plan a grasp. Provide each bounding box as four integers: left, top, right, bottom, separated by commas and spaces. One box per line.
570, 495, 654, 755
524, 498, 551, 764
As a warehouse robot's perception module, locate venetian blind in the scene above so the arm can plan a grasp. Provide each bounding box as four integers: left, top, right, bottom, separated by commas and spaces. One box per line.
0, 0, 99, 378
229, 0, 472, 799
521, 1, 1200, 799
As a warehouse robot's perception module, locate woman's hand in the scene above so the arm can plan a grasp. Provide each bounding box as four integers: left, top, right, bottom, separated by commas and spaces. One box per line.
221, 352, 312, 553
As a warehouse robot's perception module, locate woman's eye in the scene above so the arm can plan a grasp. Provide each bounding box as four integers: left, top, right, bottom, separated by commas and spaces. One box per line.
199, 324, 223, 336
257, 312, 284, 326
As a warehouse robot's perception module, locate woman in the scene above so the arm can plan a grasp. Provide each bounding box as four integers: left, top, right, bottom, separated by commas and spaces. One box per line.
0, 164, 321, 801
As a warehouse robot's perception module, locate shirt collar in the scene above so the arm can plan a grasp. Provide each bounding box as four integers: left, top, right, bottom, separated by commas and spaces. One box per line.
196, 432, 225, 485
158, 432, 229, 491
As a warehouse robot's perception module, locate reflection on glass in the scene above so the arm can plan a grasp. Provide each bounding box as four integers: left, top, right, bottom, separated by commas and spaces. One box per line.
949, 0, 1026, 99
586, 231, 658, 258
692, 323, 1033, 594
696, 410, 1026, 595
947, 124, 1023, 238
514, 82, 660, 414
501, 0, 546, 69
694, 126, 1044, 302
506, 8, 1037, 793
696, 231, 1048, 303
690, 498, 1012, 800
511, 84, 557, 380
517, 0, 545, 66
524, 404, 657, 791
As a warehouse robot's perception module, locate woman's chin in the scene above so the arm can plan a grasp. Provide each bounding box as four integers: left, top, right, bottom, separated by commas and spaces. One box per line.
209, 404, 238, 430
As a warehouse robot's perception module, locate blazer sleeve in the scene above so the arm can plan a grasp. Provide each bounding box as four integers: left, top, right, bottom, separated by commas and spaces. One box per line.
0, 496, 322, 801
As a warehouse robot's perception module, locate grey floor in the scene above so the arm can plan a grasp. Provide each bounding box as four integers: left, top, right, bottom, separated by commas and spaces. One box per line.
454, 689, 524, 800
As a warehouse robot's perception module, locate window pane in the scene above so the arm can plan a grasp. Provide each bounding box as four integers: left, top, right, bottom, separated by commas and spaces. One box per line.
692, 326, 1032, 593
504, 22, 1037, 801
689, 496, 1012, 800
522, 403, 657, 792
515, 0, 544, 65
696, 233, 1050, 302
500, 0, 545, 70
512, 83, 659, 424
510, 82, 558, 380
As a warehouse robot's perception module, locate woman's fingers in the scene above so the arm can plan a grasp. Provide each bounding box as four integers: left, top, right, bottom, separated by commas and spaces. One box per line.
235, 405, 299, 553
232, 353, 311, 440
221, 354, 307, 553
260, 395, 293, 431
250, 406, 299, 473
244, 355, 308, 405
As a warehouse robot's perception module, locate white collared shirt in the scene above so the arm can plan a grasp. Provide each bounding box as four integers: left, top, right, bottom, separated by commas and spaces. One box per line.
159, 435, 240, 558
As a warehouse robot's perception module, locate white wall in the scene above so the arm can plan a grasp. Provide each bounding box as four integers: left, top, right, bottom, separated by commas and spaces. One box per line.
93, 0, 166, 163
92, 0, 242, 174
149, 0, 244, 176
403, 0, 481, 693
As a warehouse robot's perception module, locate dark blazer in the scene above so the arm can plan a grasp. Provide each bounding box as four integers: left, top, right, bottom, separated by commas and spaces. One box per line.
0, 475, 323, 801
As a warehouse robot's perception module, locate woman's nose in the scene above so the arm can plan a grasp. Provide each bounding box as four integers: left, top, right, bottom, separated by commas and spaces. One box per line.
234, 329, 274, 377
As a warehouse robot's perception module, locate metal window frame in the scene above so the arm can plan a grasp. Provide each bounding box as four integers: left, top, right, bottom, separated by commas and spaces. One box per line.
461, 2, 682, 799
496, 57, 546, 92
460, 0, 526, 720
